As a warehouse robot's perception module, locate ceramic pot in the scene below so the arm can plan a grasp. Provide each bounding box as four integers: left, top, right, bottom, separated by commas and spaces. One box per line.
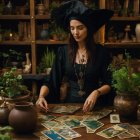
40, 29, 49, 40
8, 102, 37, 134
0, 103, 10, 125
114, 93, 138, 120
135, 23, 140, 42
137, 105, 140, 121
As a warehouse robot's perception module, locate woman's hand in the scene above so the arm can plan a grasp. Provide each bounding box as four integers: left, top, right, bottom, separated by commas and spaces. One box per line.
36, 97, 48, 112
83, 90, 99, 112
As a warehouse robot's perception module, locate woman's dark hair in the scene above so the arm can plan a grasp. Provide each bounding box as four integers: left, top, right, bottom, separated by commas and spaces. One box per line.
68, 27, 97, 65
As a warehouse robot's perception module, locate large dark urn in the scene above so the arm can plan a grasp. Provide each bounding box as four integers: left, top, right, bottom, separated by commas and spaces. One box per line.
114, 93, 139, 120
8, 102, 37, 134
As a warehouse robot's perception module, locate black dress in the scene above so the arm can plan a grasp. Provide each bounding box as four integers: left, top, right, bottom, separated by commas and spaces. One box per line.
43, 44, 115, 105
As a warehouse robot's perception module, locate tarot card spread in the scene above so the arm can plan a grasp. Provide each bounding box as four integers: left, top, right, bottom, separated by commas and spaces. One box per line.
97, 125, 127, 139
49, 105, 81, 114
117, 123, 140, 139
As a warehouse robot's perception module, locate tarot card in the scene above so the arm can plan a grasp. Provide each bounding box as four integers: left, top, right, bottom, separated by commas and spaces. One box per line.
53, 125, 81, 139
85, 108, 112, 120
133, 125, 140, 132
97, 125, 127, 139
41, 121, 59, 129
82, 119, 104, 131
118, 131, 136, 139
38, 114, 57, 122
86, 128, 96, 133
110, 114, 120, 123
54, 115, 70, 123
117, 123, 140, 137
69, 115, 84, 121
41, 129, 66, 140
64, 119, 84, 128
40, 136, 49, 140
49, 105, 81, 114
33, 131, 44, 138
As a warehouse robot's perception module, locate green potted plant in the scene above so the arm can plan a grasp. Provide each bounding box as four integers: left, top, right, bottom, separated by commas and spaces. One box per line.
38, 48, 55, 75
49, 1, 60, 14
0, 49, 23, 69
50, 24, 68, 41
109, 53, 140, 119
9, 49, 23, 68
0, 52, 11, 69
0, 67, 30, 103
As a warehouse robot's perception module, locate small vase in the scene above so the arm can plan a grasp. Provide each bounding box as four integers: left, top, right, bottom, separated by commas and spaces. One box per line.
114, 93, 138, 120
37, 3, 45, 15
26, 53, 31, 65
40, 29, 49, 40
23, 53, 31, 74
135, 23, 140, 42
8, 102, 37, 134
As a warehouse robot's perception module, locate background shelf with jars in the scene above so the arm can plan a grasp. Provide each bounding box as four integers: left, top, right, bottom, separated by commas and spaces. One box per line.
1, 0, 139, 98
103, 0, 140, 74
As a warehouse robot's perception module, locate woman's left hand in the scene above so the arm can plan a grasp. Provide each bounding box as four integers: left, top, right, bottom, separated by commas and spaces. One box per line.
83, 90, 99, 112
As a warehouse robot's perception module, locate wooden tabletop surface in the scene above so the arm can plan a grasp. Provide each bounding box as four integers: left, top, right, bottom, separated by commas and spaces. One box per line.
12, 103, 140, 140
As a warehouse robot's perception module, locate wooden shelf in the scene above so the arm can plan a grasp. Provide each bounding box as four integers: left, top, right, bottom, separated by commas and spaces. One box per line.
22, 74, 47, 81
0, 41, 31, 45
104, 42, 140, 48
0, 15, 31, 20
35, 15, 50, 19
111, 16, 140, 21
36, 40, 68, 45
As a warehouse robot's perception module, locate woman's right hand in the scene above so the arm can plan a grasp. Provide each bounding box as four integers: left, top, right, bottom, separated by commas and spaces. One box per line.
36, 97, 48, 112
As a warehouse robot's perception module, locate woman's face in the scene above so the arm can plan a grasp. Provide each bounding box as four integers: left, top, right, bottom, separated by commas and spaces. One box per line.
70, 19, 88, 43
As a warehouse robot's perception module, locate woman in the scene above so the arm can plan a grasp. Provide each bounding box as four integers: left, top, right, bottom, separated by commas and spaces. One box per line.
36, 0, 114, 112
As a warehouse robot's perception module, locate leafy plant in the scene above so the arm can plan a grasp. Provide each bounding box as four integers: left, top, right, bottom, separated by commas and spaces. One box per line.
0, 52, 11, 67
49, 1, 60, 13
0, 49, 22, 68
0, 68, 28, 99
109, 53, 140, 95
37, 48, 55, 73
9, 49, 22, 62
0, 126, 13, 140
50, 23, 68, 41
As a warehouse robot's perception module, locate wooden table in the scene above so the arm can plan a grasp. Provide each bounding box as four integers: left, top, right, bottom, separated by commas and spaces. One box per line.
12, 104, 140, 140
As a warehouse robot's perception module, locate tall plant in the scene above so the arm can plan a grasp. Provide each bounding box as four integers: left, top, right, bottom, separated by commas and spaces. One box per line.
37, 48, 55, 73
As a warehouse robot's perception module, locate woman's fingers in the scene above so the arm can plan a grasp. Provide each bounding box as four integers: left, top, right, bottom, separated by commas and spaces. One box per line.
83, 99, 95, 112
36, 98, 48, 112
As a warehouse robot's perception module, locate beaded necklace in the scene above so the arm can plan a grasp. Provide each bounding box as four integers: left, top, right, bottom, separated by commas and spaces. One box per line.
74, 50, 87, 96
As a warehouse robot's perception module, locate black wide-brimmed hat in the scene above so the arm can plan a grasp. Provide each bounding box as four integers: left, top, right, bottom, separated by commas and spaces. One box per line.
51, 0, 114, 33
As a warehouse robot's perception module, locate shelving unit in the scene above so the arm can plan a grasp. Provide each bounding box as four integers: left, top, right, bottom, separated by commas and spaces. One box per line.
0, 0, 140, 96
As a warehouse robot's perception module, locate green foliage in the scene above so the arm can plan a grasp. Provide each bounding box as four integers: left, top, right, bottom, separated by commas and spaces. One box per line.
9, 49, 22, 62
0, 68, 28, 98
37, 48, 55, 73
109, 53, 140, 95
0, 49, 22, 67
0, 126, 13, 140
50, 23, 68, 41
49, 1, 60, 12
